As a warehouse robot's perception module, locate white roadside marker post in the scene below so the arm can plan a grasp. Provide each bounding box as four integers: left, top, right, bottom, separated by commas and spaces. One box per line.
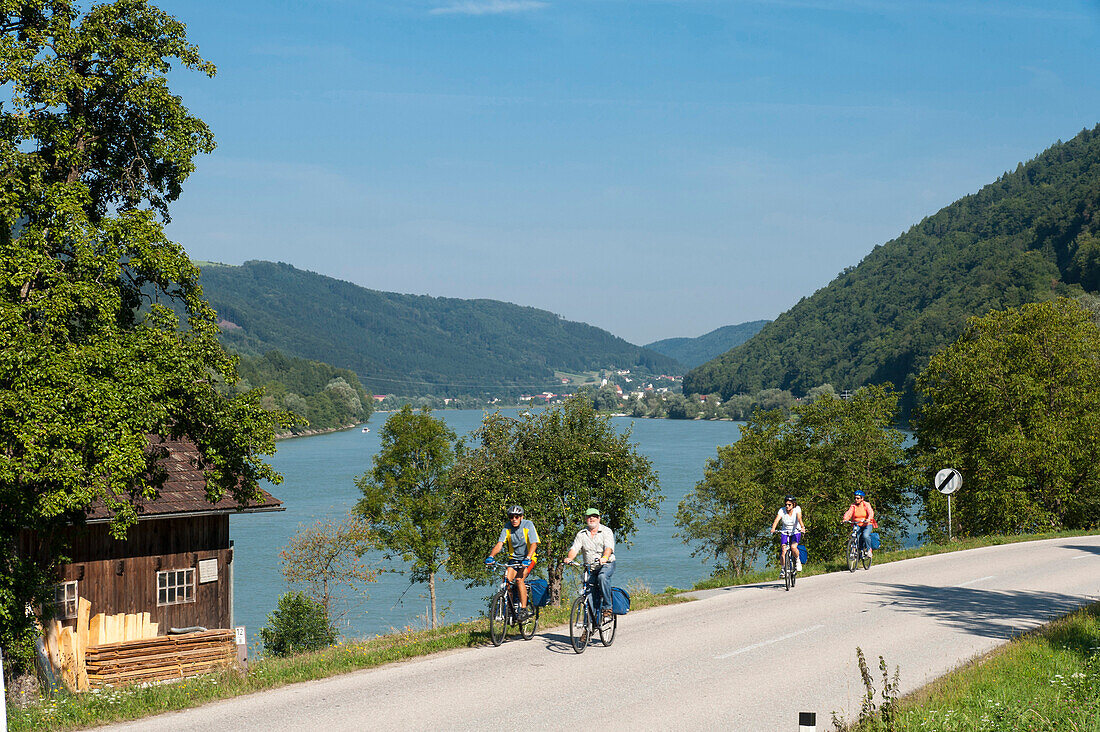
799, 711, 816, 731
1, 646, 7, 732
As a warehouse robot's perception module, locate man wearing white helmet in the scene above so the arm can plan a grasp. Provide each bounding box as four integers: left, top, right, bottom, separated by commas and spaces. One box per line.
485, 505, 539, 618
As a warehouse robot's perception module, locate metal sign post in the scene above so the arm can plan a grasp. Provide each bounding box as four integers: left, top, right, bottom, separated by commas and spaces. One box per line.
934, 468, 962, 541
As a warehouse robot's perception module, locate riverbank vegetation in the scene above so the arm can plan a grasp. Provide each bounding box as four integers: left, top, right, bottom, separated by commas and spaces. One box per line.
677, 298, 1100, 580
234, 351, 375, 434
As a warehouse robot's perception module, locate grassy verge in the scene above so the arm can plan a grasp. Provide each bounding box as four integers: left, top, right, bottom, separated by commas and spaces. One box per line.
845, 602, 1100, 731
690, 528, 1100, 591
5, 582, 686, 731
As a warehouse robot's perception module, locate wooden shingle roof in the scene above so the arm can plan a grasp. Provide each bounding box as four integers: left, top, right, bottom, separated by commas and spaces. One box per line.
83, 435, 283, 523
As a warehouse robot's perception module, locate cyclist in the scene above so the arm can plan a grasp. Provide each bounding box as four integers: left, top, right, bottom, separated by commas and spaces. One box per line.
485, 506, 539, 619
769, 495, 805, 576
563, 508, 616, 622
842, 490, 877, 558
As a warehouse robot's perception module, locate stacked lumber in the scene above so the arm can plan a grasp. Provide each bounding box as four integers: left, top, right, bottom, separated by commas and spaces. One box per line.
84, 630, 235, 688
44, 605, 161, 691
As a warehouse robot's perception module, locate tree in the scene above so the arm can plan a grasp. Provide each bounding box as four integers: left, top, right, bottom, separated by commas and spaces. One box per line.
676, 385, 914, 572
447, 396, 661, 603
279, 514, 377, 625
913, 299, 1100, 538
355, 405, 457, 629
0, 1, 284, 670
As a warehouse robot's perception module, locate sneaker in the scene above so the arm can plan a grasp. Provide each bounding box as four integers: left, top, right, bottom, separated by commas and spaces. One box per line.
780, 570, 786, 578
578, 630, 588, 644
518, 608, 531, 621
602, 609, 614, 623
795, 561, 803, 572
866, 550, 872, 558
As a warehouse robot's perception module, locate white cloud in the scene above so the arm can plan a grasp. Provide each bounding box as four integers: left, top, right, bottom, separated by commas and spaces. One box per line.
430, 0, 548, 16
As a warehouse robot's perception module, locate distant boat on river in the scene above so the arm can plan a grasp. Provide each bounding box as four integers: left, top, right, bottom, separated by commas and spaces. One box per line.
361, 426, 370, 433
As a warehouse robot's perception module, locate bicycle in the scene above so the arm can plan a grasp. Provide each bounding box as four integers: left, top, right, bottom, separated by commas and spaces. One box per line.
774, 530, 800, 590
564, 560, 616, 654
843, 520, 873, 572
487, 559, 538, 646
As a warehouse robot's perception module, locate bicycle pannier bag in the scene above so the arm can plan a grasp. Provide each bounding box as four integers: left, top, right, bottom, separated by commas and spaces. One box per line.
526, 578, 551, 607
798, 543, 808, 565
868, 532, 881, 550
610, 586, 630, 615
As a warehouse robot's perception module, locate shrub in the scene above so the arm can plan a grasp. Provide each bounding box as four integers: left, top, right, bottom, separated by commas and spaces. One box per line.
260, 592, 337, 657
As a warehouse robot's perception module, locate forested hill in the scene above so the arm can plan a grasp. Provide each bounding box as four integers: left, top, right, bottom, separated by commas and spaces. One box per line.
645, 321, 769, 369
195, 261, 682, 395
684, 124, 1100, 409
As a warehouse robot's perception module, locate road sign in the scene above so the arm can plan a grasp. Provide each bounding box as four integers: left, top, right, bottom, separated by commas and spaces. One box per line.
935, 468, 962, 495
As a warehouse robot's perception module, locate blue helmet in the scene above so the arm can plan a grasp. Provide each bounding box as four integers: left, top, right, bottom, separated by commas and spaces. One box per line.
853, 490, 865, 498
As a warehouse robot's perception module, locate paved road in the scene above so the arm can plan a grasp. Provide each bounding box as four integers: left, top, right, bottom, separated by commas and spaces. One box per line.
105, 536, 1100, 731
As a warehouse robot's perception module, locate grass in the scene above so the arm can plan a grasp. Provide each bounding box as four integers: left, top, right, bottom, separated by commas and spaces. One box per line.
689, 528, 1100, 591
845, 602, 1100, 731
5, 580, 686, 731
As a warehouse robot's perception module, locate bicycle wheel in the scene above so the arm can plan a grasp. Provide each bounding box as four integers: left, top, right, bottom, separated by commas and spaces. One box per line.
489, 591, 507, 646
569, 596, 589, 654
520, 601, 538, 640
789, 551, 797, 588
784, 552, 793, 591
598, 608, 617, 646
861, 545, 873, 571
847, 536, 858, 572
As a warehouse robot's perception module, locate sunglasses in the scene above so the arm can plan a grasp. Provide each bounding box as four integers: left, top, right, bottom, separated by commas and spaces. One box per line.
508, 514, 523, 518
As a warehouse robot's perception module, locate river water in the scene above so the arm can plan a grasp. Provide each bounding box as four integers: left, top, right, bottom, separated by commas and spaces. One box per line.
228, 410, 792, 640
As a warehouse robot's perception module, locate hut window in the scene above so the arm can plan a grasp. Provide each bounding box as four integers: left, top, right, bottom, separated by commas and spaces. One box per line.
157, 569, 195, 606
55, 581, 78, 619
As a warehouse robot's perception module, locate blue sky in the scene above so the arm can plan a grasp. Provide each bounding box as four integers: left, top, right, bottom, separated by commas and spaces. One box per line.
161, 0, 1100, 345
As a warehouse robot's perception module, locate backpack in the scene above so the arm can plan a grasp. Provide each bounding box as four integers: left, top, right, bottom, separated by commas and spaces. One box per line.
798, 543, 808, 565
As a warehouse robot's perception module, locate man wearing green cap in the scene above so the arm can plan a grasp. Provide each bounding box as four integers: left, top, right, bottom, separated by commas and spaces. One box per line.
563, 508, 616, 621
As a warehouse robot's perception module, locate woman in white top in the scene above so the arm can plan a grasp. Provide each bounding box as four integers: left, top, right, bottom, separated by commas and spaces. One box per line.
769, 495, 806, 575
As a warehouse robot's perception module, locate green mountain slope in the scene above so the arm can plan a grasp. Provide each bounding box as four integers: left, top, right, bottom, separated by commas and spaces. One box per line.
684, 125, 1100, 408
195, 261, 682, 395
645, 321, 770, 369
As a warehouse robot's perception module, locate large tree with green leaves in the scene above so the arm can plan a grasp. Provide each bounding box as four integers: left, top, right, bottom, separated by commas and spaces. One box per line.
447, 397, 661, 603
0, 1, 283, 669
913, 298, 1100, 539
355, 405, 457, 628
677, 385, 914, 574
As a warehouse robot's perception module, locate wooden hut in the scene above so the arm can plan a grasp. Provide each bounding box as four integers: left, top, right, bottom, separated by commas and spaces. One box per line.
26, 435, 283, 636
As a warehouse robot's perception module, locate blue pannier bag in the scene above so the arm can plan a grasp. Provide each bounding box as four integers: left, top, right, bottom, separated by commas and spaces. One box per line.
610, 587, 630, 615
868, 532, 881, 550
526, 578, 551, 607
797, 543, 808, 565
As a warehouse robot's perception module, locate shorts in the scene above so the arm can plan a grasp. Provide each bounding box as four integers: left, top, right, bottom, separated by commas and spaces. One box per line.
508, 557, 536, 578
780, 532, 802, 546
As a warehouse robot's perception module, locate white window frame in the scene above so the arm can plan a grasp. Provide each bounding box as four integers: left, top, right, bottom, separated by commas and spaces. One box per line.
55, 580, 78, 619
157, 568, 195, 606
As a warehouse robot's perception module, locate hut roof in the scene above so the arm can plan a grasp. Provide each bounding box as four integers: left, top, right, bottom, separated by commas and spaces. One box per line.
83, 435, 283, 523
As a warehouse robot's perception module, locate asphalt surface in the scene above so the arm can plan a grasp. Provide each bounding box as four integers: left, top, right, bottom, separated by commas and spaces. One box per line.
103, 535, 1100, 731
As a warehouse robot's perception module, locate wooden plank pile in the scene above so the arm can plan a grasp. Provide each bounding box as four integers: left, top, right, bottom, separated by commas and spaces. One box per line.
84, 630, 235, 688
42, 600, 234, 690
